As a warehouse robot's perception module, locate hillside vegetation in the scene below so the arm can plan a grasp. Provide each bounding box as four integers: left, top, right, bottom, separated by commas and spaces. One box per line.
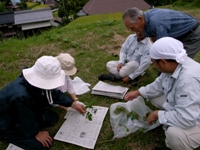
0, 6, 200, 150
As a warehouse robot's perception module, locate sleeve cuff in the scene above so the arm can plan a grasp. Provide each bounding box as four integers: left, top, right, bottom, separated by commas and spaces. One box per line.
158, 110, 167, 124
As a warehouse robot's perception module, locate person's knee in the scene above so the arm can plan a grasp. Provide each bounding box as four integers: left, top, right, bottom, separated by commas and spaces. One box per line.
106, 62, 112, 70
106, 61, 116, 68
165, 127, 184, 148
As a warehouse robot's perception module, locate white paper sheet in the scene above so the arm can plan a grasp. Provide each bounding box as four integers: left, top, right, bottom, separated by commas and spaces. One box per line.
71, 76, 91, 95
54, 106, 108, 149
6, 143, 24, 150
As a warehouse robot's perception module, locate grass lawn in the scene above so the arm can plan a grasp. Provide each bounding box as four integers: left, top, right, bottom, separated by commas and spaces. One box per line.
0, 6, 200, 150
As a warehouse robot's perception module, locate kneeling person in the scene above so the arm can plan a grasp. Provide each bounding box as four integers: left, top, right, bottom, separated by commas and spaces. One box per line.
124, 37, 200, 150
0, 56, 86, 150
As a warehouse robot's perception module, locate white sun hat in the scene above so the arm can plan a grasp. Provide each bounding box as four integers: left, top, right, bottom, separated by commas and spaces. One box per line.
56, 53, 77, 76
150, 37, 187, 64
22, 56, 65, 90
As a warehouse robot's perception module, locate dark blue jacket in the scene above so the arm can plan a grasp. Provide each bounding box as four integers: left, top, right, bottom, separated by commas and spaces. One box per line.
0, 73, 73, 137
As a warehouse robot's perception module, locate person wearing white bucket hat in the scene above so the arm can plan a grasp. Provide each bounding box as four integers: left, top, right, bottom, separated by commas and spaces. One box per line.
0, 56, 86, 150
124, 37, 200, 150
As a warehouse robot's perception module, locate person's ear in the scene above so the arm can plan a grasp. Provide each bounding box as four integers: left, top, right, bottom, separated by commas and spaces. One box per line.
160, 59, 167, 65
137, 16, 143, 23
138, 16, 145, 23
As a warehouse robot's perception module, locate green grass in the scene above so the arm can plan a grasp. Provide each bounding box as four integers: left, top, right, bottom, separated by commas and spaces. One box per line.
0, 7, 200, 150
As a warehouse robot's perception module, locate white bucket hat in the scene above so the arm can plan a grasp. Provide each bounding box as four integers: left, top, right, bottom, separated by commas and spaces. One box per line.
150, 37, 187, 64
56, 53, 77, 76
23, 56, 65, 90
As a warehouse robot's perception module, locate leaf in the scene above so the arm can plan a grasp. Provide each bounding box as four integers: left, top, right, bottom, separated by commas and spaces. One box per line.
85, 105, 93, 109
125, 126, 130, 132
114, 106, 126, 115
126, 111, 139, 120
85, 105, 94, 121
87, 113, 92, 121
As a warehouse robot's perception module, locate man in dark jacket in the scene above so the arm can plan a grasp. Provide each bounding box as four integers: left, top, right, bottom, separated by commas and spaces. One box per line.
0, 56, 86, 150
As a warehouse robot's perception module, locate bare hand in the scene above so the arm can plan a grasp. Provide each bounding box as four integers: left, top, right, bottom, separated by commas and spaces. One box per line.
35, 131, 53, 148
122, 76, 130, 83
71, 102, 86, 114
147, 110, 159, 125
117, 63, 124, 71
124, 90, 141, 101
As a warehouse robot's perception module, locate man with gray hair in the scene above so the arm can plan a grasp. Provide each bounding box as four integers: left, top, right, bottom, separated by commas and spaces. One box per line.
122, 7, 200, 59
124, 37, 200, 150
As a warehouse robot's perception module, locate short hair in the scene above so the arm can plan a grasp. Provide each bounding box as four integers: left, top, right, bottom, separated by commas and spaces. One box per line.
122, 7, 144, 23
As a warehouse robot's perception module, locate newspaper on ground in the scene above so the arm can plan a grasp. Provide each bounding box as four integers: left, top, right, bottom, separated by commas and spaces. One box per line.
91, 81, 129, 99
6, 143, 24, 150
54, 106, 108, 149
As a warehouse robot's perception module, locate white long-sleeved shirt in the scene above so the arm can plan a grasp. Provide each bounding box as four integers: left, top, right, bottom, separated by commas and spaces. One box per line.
57, 76, 75, 94
139, 57, 200, 129
119, 34, 152, 79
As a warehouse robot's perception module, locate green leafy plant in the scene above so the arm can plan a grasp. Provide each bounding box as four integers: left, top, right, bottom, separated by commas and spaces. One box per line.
114, 106, 126, 115
85, 105, 93, 121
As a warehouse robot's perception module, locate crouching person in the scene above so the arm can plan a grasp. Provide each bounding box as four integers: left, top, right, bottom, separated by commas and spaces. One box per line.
124, 37, 200, 150
0, 56, 86, 150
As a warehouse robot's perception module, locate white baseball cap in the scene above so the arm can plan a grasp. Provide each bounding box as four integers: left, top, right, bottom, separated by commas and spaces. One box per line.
56, 53, 77, 76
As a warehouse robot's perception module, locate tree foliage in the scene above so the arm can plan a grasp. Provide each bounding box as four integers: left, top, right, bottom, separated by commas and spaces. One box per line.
16, 0, 27, 10
0, 1, 6, 12
145, 0, 200, 7
0, 0, 27, 12
145, 0, 177, 6
56, 0, 88, 24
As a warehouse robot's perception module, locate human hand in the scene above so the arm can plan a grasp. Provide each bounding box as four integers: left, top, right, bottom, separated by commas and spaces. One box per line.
122, 76, 130, 83
124, 90, 141, 101
147, 110, 159, 125
71, 102, 86, 114
117, 63, 124, 71
35, 131, 53, 148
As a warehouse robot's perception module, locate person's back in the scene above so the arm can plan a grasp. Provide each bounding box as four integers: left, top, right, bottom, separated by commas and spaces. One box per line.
144, 8, 197, 39
179, 57, 200, 80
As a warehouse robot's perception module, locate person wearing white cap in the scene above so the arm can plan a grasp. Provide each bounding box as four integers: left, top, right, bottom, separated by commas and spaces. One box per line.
54, 53, 79, 111
0, 56, 86, 150
124, 37, 200, 150
56, 53, 77, 97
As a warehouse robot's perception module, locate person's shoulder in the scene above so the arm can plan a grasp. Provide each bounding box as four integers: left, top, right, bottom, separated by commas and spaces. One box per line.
187, 58, 200, 69
127, 34, 137, 38
124, 34, 137, 42
180, 58, 200, 77
0, 76, 28, 100
141, 37, 152, 45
